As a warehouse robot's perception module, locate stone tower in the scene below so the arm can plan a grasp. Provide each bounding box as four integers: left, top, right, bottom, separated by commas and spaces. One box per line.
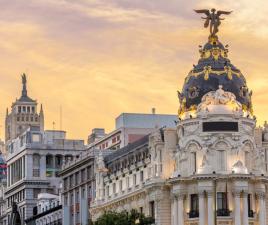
5, 74, 44, 143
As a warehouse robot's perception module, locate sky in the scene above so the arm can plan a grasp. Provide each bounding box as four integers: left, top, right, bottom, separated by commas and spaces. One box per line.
0, 0, 268, 141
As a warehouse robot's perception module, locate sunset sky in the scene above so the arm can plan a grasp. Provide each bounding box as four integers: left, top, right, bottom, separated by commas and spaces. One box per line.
0, 0, 268, 141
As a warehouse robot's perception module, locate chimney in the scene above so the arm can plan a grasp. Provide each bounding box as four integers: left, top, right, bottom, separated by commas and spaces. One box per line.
152, 108, 156, 114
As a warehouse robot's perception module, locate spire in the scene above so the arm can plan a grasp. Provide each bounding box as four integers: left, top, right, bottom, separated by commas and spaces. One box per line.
21, 73, 27, 97
40, 104, 44, 115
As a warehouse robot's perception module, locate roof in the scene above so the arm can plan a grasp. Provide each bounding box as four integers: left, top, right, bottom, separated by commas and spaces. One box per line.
105, 135, 149, 163
17, 95, 36, 103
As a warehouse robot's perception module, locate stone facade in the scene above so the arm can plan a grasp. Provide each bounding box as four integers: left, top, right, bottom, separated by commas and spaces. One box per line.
3, 127, 85, 224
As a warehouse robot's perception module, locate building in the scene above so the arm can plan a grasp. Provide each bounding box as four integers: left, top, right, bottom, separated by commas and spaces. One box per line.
4, 127, 85, 224
59, 150, 96, 225
25, 193, 62, 225
0, 181, 7, 225
5, 74, 44, 144
91, 9, 268, 225
88, 112, 177, 150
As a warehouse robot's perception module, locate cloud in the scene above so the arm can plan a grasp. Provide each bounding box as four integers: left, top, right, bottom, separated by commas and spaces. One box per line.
0, 0, 268, 140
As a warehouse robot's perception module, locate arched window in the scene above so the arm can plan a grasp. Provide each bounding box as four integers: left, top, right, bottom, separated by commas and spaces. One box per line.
215, 142, 228, 171
217, 150, 226, 171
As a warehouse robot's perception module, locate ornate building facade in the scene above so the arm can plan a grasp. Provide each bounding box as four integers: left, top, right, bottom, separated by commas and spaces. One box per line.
91, 9, 268, 225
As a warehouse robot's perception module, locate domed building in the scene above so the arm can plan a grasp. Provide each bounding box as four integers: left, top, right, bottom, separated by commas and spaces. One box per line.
91, 9, 268, 225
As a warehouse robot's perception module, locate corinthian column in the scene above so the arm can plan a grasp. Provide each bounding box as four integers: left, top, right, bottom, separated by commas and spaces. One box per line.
207, 191, 214, 225
257, 192, 266, 225
199, 191, 205, 225
234, 191, 241, 225
242, 192, 249, 225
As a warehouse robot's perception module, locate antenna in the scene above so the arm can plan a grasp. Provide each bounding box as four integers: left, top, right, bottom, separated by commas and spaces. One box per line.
60, 105, 62, 131
52, 121, 55, 140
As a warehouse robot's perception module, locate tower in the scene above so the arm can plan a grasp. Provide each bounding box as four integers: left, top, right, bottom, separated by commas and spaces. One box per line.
5, 74, 44, 143
171, 9, 267, 225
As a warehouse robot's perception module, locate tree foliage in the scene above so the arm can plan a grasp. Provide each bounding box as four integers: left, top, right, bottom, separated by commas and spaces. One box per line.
94, 209, 155, 225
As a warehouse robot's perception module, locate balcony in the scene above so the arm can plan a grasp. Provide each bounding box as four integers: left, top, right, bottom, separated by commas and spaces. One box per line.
248, 210, 254, 218
188, 210, 199, 218
217, 209, 231, 217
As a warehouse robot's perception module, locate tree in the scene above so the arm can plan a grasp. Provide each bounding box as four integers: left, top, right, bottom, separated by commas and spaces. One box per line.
94, 209, 155, 225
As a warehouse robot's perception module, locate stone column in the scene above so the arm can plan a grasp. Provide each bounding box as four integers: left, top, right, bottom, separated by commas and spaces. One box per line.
177, 194, 184, 225
173, 196, 178, 225
234, 191, 241, 225
199, 191, 205, 225
207, 191, 214, 225
242, 192, 249, 225
257, 192, 266, 225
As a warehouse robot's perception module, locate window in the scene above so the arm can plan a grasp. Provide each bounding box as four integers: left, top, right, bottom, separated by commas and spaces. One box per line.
75, 172, 79, 186
189, 194, 199, 218
69, 175, 73, 188
82, 188, 85, 198
149, 201, 155, 219
140, 171, 144, 182
32, 106, 35, 113
81, 169, 86, 182
33, 189, 41, 199
119, 180, 122, 192
18, 106, 21, 113
113, 183, 116, 194
63, 178, 68, 190
248, 194, 254, 217
126, 177, 129, 189
33, 154, 40, 177
76, 190, 79, 203
133, 174, 137, 186
217, 192, 229, 216
191, 152, 197, 173
217, 150, 226, 171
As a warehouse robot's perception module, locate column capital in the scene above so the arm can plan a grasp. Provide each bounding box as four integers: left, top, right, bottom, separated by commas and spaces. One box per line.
241, 191, 248, 198
256, 192, 265, 199
198, 190, 205, 198
206, 191, 214, 198
233, 190, 242, 198
174, 193, 185, 200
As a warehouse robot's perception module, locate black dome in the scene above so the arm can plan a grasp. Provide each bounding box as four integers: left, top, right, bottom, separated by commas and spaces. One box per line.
178, 36, 252, 115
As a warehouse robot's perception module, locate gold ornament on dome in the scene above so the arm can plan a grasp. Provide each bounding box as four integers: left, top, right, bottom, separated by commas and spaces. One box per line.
204, 66, 212, 80
184, 66, 242, 83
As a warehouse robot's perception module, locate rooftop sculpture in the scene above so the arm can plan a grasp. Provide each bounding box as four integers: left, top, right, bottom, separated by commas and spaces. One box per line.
194, 8, 232, 36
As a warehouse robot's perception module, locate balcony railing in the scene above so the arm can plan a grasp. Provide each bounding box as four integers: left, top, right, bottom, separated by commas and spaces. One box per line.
217, 208, 231, 217
248, 209, 254, 218
188, 210, 199, 218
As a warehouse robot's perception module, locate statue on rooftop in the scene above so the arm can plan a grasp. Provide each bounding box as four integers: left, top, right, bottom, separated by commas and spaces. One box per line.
194, 8, 232, 36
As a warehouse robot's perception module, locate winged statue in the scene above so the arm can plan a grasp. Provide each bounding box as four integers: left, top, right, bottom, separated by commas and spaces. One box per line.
194, 8, 232, 36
